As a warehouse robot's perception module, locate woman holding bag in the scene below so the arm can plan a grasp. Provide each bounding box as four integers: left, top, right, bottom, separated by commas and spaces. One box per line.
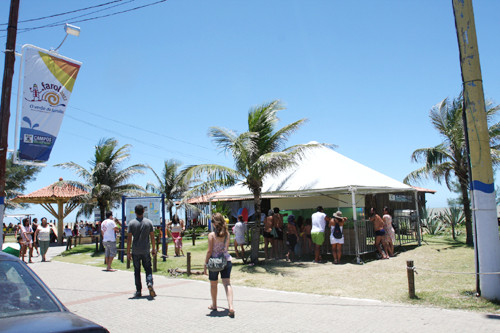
203, 213, 234, 317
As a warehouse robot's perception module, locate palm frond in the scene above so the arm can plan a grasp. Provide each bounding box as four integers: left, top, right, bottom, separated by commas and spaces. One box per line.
268, 118, 308, 151
180, 164, 241, 189
54, 162, 92, 181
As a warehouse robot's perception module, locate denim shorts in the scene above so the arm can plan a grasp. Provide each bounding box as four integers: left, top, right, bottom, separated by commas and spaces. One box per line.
208, 261, 232, 281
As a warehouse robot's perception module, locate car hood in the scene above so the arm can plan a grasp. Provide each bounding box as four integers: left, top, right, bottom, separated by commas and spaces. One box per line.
0, 311, 108, 332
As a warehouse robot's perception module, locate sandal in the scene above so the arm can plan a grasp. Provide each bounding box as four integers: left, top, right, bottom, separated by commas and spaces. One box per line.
208, 305, 217, 311
228, 310, 235, 318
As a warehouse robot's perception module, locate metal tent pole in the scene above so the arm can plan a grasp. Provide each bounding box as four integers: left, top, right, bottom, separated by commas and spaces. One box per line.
350, 187, 362, 264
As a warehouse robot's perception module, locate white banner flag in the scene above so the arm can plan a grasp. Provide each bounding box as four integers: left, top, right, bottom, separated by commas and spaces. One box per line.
18, 45, 81, 162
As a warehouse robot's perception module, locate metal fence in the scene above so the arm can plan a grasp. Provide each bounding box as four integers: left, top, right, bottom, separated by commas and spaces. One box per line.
323, 216, 420, 263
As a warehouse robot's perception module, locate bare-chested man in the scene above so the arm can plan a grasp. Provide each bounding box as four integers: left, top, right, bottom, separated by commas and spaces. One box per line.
272, 207, 284, 259
263, 209, 274, 259
369, 208, 389, 259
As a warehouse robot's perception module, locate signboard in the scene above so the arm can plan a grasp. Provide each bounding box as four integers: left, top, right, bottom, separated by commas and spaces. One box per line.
17, 45, 81, 162
389, 194, 412, 203
124, 197, 162, 226
93, 208, 101, 222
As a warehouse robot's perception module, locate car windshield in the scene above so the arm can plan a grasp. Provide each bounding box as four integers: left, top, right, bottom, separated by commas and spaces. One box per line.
0, 260, 61, 318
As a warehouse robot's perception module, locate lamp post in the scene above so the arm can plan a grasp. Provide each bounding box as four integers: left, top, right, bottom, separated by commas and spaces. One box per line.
53, 24, 81, 52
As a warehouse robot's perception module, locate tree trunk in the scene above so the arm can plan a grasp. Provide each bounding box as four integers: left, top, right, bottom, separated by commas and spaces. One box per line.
459, 181, 473, 246
451, 218, 456, 240
98, 205, 105, 251
250, 188, 262, 263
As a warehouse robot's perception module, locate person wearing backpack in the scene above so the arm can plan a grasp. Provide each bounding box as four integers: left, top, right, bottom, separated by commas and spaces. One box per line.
329, 211, 347, 264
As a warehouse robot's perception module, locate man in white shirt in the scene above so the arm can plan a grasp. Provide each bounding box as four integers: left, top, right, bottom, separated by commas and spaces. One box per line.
64, 225, 73, 250
101, 211, 119, 271
311, 206, 327, 263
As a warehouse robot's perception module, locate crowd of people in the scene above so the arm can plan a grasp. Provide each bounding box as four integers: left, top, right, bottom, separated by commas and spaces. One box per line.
2, 217, 117, 263
230, 205, 398, 264
2, 204, 399, 320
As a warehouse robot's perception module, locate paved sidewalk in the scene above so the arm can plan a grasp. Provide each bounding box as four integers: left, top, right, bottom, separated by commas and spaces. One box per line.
29, 247, 499, 333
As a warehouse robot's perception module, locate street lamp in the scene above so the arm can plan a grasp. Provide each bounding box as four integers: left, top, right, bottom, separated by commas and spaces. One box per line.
53, 23, 80, 52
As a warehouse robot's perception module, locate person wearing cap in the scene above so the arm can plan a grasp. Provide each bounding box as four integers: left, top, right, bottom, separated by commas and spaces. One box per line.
233, 215, 247, 262
311, 206, 328, 263
286, 215, 299, 261
329, 211, 347, 264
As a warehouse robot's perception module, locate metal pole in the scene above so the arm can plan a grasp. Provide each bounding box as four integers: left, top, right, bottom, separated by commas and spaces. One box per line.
0, 0, 20, 250
208, 201, 212, 231
120, 196, 126, 262
161, 194, 166, 262
414, 191, 421, 246
350, 187, 361, 264
452, 0, 500, 300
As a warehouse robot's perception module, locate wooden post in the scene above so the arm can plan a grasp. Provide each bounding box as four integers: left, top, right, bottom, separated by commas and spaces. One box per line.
187, 252, 191, 276
95, 236, 99, 253
407, 260, 416, 299
192, 227, 196, 246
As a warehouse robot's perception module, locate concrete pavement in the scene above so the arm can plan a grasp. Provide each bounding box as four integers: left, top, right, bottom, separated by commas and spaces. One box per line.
28, 246, 500, 333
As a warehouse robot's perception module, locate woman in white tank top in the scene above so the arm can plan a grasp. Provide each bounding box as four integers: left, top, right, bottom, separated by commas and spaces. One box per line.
34, 217, 58, 262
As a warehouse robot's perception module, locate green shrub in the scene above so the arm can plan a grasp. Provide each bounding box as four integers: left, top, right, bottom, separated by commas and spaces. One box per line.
421, 208, 445, 235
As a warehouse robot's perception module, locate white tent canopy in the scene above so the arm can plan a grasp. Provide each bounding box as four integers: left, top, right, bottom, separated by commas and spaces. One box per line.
213, 143, 415, 200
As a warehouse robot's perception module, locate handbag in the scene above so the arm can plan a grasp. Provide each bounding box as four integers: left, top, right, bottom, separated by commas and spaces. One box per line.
207, 235, 228, 272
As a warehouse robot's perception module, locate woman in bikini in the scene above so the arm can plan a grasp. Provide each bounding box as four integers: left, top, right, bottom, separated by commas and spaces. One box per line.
303, 218, 312, 256
168, 215, 185, 257
286, 215, 299, 262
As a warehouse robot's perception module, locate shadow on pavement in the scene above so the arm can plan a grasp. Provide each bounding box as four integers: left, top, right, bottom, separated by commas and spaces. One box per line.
486, 314, 500, 320
206, 309, 230, 318
128, 295, 155, 301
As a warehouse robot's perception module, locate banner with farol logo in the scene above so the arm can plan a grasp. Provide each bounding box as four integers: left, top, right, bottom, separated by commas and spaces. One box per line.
18, 46, 81, 161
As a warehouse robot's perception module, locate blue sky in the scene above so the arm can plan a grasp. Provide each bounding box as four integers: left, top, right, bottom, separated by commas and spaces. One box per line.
1, 0, 500, 224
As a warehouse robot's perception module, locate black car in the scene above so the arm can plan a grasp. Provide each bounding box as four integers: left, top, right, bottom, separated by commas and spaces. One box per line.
0, 251, 108, 332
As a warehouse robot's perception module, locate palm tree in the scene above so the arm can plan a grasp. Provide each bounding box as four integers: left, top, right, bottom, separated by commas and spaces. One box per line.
5, 153, 41, 210
181, 100, 327, 262
56, 138, 147, 229
146, 159, 188, 221
404, 95, 500, 245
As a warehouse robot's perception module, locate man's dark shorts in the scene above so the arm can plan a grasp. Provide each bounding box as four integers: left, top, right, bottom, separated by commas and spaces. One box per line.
375, 229, 386, 237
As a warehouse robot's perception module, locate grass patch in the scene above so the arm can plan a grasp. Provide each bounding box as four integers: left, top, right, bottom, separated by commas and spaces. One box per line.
53, 235, 500, 313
